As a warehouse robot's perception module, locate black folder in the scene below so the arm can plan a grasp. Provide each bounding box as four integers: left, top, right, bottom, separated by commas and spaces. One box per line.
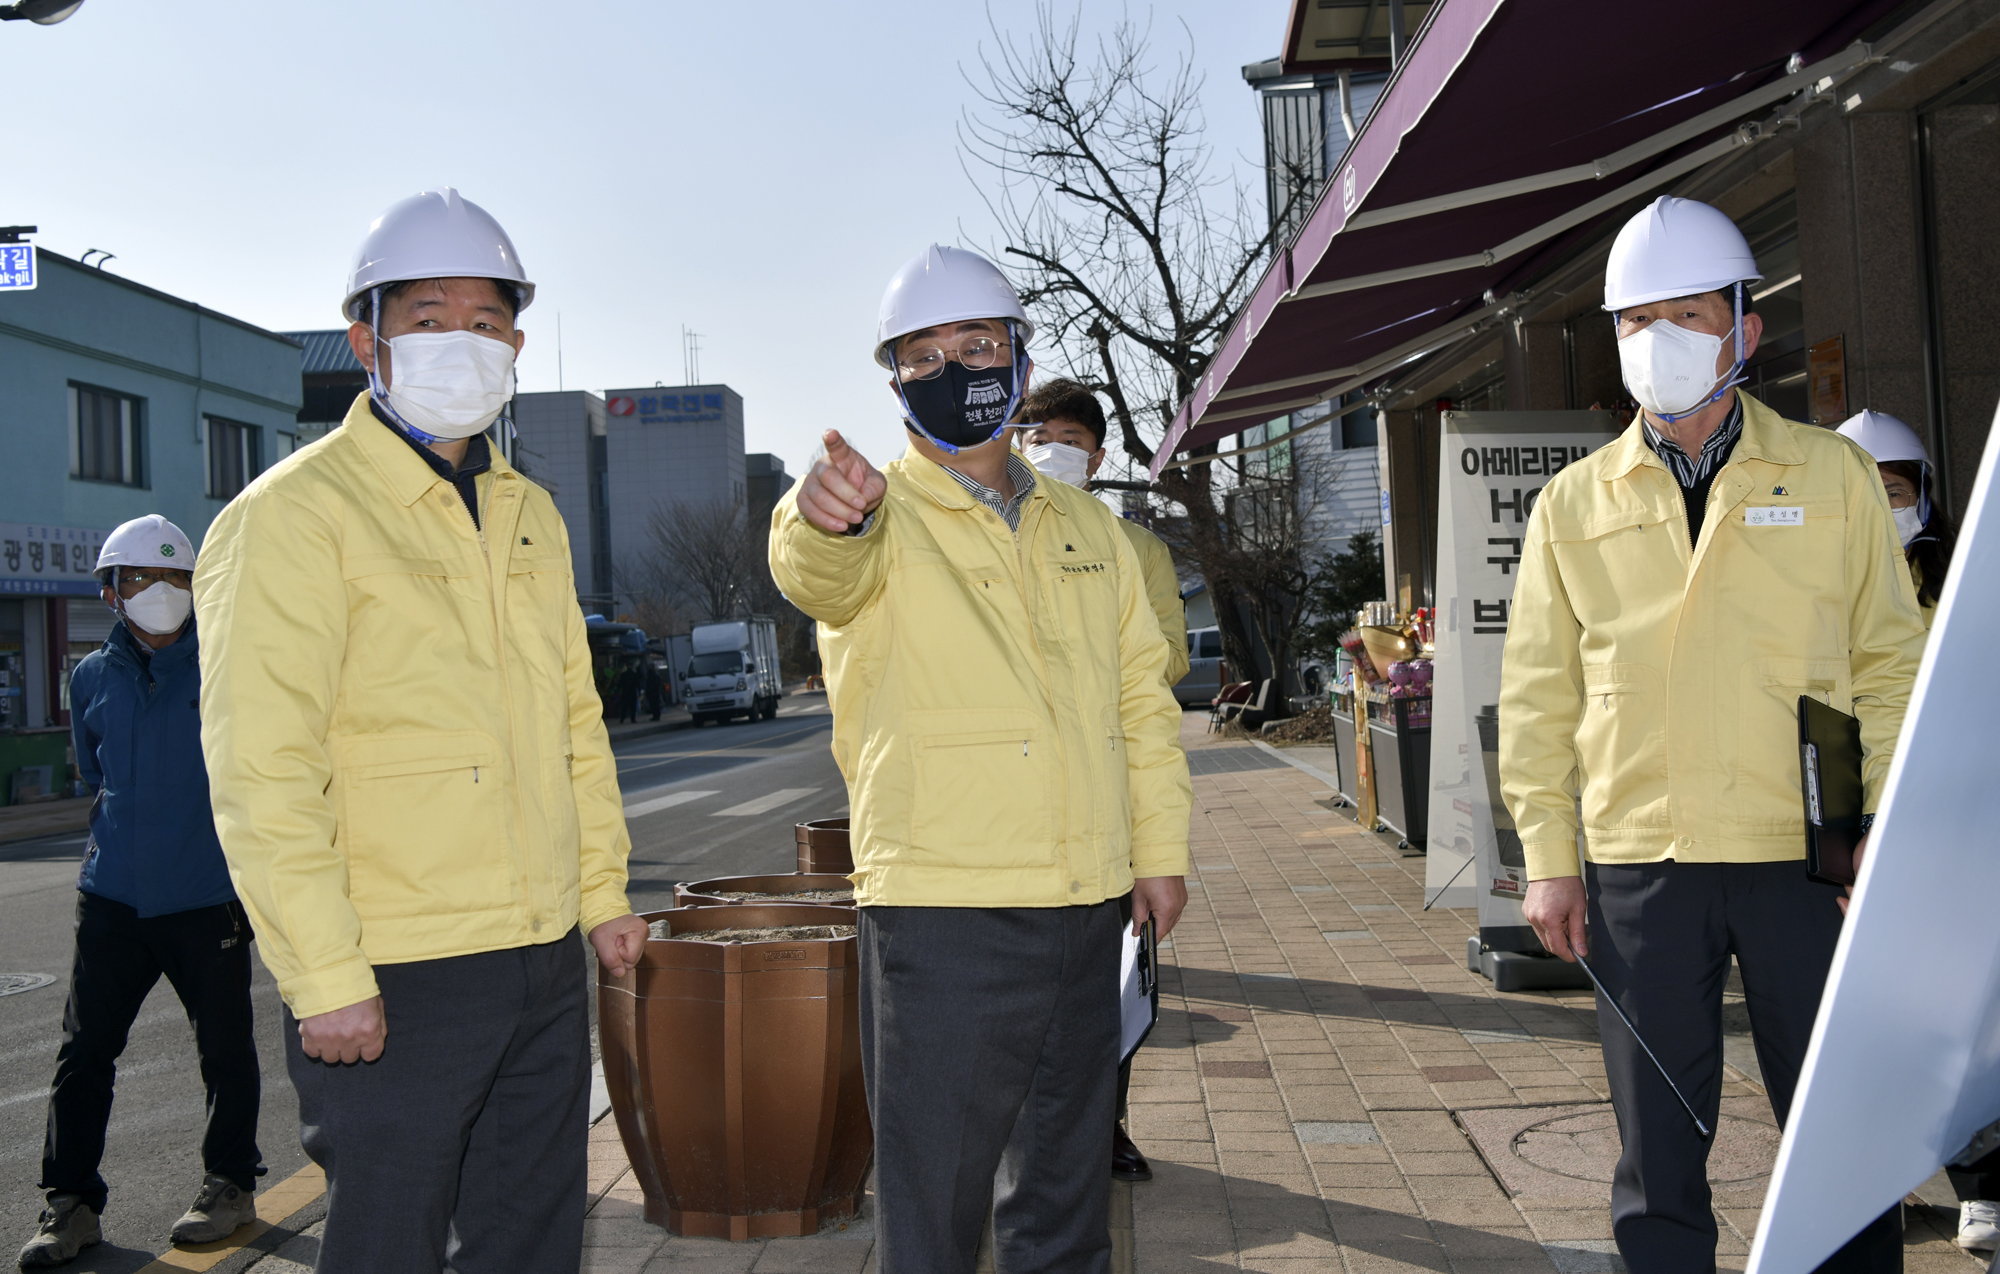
1797, 696, 1865, 887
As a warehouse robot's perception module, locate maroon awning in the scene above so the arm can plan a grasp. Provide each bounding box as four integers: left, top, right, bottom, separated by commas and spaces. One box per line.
1152, 0, 1903, 477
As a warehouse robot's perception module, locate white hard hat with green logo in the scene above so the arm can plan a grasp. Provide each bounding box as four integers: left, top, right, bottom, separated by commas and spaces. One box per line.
94, 514, 194, 578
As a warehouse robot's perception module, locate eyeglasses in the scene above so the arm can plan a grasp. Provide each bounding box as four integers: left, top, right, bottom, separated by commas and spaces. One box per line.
115, 569, 192, 594
896, 335, 1012, 381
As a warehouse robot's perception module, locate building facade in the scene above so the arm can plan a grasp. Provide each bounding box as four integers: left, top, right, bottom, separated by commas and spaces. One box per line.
0, 246, 301, 755
602, 384, 745, 612
513, 389, 612, 609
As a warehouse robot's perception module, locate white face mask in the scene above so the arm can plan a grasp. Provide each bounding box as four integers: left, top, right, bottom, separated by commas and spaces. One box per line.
1893, 504, 1926, 548
120, 581, 191, 636
1617, 318, 1728, 418
381, 330, 517, 441
1023, 440, 1093, 487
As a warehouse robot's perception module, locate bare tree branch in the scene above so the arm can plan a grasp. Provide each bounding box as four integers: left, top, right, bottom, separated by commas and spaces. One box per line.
961, 3, 1317, 689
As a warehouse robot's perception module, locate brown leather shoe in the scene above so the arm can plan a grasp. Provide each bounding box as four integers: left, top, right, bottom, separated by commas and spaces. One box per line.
1112, 1123, 1152, 1181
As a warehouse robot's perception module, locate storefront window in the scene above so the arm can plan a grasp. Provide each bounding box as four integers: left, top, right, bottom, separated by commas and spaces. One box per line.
1919, 60, 2000, 517
1738, 193, 1807, 423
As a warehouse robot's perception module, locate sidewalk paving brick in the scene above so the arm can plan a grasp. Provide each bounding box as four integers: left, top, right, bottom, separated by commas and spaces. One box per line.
574, 718, 1980, 1271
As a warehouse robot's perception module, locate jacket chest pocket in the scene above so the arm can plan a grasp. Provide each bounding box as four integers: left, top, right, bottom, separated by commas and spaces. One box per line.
1713, 498, 1847, 631
1547, 515, 1682, 630
334, 731, 510, 919
1043, 558, 1119, 654
1573, 664, 1671, 831
906, 710, 1055, 867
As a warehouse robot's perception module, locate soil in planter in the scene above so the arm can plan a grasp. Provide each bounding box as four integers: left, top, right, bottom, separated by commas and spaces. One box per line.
648, 920, 858, 942
707, 888, 855, 903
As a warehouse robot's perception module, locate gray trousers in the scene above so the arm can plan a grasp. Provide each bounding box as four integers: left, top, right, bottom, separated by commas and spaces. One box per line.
283, 932, 590, 1274
1587, 862, 1899, 1274
859, 899, 1122, 1274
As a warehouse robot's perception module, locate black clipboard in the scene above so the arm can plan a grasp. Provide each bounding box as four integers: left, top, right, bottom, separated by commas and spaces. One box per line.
1798, 696, 1864, 887
1118, 918, 1158, 1066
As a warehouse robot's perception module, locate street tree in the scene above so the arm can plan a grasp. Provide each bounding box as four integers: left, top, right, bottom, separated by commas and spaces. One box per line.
962, 4, 1315, 692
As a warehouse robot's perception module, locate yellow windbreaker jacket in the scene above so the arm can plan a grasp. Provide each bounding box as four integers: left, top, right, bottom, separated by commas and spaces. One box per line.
1119, 519, 1190, 687
194, 394, 631, 1018
769, 444, 1192, 908
1499, 395, 1926, 880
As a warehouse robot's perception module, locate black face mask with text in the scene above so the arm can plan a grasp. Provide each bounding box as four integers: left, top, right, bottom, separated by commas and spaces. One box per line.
900, 358, 1016, 452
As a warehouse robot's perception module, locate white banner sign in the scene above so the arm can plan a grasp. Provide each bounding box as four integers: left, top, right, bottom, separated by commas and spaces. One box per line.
1747, 404, 2000, 1272
1424, 411, 1619, 931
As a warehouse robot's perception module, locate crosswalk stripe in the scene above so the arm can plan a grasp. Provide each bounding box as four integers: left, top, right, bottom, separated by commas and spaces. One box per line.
712, 787, 822, 817
623, 789, 718, 818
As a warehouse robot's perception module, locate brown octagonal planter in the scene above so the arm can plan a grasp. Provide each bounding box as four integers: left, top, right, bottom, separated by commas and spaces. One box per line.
597, 903, 872, 1239
794, 817, 852, 875
675, 873, 856, 908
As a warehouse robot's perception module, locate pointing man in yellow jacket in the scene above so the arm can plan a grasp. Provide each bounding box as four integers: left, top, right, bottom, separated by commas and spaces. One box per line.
770, 245, 1191, 1273
1499, 197, 1924, 1273
194, 189, 646, 1274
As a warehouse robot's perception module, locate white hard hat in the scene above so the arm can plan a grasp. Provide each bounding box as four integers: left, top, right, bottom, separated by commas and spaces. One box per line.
1602, 196, 1761, 312
95, 515, 194, 577
343, 188, 534, 322
874, 245, 1033, 369
1836, 410, 1929, 465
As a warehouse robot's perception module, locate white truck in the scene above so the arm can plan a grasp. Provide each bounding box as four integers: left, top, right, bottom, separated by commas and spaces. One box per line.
684, 617, 782, 725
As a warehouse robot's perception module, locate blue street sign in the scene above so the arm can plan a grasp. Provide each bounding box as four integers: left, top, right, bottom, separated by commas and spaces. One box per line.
0, 244, 36, 292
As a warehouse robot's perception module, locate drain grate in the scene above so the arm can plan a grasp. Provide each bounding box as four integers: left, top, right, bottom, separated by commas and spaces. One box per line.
0, 974, 55, 998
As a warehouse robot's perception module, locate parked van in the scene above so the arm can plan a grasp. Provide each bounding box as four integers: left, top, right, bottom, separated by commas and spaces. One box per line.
685, 617, 782, 724
1174, 627, 1225, 706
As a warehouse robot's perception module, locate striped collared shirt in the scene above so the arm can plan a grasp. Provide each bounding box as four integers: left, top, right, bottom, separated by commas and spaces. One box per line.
1643, 398, 1744, 491
943, 452, 1038, 532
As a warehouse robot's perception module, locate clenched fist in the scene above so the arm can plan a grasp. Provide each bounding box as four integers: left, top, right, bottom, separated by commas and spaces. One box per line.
798, 429, 888, 533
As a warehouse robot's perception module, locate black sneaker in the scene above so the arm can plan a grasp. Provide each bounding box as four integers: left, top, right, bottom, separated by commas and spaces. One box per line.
16, 1194, 100, 1269
169, 1174, 254, 1245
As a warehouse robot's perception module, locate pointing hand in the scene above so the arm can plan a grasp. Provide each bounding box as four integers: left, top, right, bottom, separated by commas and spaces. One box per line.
798, 430, 887, 534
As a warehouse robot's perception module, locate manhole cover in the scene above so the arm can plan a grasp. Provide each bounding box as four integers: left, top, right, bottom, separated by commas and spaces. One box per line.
1513, 1108, 1779, 1184
0, 974, 56, 998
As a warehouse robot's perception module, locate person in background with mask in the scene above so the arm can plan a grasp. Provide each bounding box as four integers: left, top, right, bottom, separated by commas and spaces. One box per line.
1837, 410, 1957, 632
17, 516, 264, 1269
770, 245, 1191, 1273
1500, 196, 1924, 1273
192, 189, 646, 1274
1016, 377, 1186, 1186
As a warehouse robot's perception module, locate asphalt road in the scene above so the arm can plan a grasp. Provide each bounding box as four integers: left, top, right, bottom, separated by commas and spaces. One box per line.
0, 694, 841, 1270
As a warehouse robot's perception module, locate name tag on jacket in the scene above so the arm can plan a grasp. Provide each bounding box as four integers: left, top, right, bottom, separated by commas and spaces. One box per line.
1745, 506, 1805, 526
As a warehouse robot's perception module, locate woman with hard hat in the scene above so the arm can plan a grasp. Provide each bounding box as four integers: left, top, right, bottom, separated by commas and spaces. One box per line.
771, 245, 1190, 1273
1837, 410, 1958, 631
19, 516, 263, 1268
1499, 195, 1924, 1273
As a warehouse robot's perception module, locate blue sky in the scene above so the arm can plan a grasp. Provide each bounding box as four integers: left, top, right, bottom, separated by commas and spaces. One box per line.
6, 0, 1288, 479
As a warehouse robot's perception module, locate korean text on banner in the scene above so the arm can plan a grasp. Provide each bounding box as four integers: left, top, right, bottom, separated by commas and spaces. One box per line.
1424, 412, 1618, 936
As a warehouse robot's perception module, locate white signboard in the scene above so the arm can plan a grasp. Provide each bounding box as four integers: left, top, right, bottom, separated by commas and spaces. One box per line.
1746, 406, 2000, 1273
1424, 411, 1618, 927
0, 243, 35, 292
0, 522, 108, 596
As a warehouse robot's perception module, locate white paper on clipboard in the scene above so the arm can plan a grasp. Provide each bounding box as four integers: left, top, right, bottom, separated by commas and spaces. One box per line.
1120, 919, 1159, 1064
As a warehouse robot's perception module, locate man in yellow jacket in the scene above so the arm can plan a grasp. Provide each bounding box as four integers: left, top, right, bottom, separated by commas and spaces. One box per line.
194, 189, 645, 1274
771, 245, 1191, 1273
1016, 376, 1186, 1188
1499, 197, 1924, 1273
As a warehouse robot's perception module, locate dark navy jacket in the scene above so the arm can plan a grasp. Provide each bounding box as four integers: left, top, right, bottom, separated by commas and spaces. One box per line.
69, 617, 236, 917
